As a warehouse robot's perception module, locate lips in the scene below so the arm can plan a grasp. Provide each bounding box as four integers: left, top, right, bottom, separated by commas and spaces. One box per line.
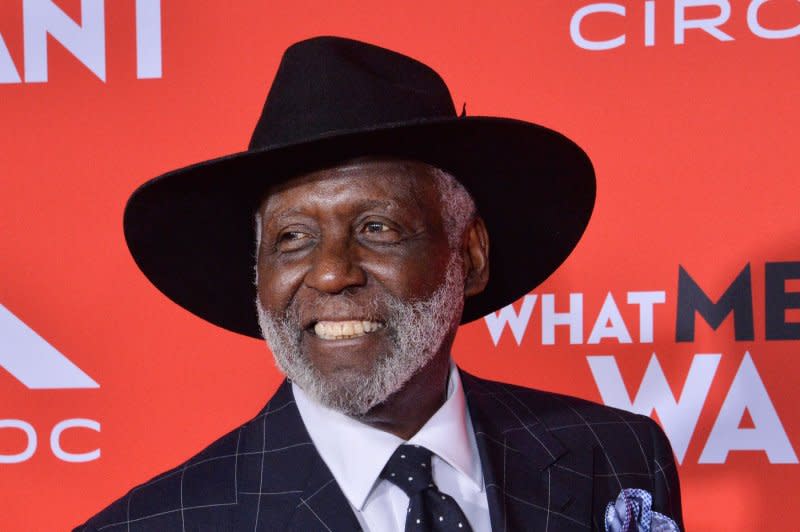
312, 320, 385, 340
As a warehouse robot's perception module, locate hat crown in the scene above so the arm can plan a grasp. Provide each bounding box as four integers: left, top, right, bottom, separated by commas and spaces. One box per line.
124, 36, 595, 338
249, 36, 457, 149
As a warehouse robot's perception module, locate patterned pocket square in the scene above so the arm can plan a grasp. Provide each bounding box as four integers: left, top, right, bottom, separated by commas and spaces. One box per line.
604, 488, 680, 532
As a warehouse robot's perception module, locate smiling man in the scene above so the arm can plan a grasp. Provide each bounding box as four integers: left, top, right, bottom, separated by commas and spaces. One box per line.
77, 37, 683, 531
255, 159, 481, 430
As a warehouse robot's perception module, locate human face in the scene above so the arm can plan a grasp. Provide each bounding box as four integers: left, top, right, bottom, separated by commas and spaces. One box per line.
255, 159, 465, 415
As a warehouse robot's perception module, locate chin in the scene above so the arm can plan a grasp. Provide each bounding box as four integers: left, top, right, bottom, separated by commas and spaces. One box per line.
293, 354, 419, 416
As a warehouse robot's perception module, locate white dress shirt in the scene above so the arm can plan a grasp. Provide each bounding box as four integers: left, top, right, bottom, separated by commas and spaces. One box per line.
292, 363, 491, 532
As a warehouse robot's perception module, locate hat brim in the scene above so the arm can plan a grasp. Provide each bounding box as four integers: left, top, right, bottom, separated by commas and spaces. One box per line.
123, 116, 595, 338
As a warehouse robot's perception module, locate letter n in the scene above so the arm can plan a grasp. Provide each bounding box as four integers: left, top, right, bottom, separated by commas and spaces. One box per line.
23, 0, 106, 83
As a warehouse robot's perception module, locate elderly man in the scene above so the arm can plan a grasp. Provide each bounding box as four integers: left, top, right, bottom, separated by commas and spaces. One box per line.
77, 37, 682, 531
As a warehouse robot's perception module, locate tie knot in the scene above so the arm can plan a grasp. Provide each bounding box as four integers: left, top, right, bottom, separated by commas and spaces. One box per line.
380, 444, 435, 496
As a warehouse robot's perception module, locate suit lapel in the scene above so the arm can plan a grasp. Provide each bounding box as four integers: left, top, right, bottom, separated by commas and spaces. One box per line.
286, 450, 362, 531
250, 373, 598, 531
462, 371, 594, 531
243, 380, 361, 531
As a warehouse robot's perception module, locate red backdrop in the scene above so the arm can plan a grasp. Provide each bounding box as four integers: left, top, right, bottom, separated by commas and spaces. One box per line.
1, 1, 798, 530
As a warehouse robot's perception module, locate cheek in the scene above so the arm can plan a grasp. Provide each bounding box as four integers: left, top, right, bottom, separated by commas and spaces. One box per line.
362, 248, 451, 299
256, 260, 307, 313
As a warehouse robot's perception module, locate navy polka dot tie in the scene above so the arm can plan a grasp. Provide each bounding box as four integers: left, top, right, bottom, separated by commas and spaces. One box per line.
379, 444, 473, 532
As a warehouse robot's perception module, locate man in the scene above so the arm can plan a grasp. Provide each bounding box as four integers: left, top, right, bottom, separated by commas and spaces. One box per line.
77, 37, 682, 531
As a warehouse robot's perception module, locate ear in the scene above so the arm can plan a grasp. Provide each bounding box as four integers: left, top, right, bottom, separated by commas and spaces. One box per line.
461, 216, 490, 297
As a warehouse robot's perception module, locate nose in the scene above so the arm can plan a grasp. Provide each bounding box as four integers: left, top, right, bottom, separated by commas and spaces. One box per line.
304, 233, 367, 294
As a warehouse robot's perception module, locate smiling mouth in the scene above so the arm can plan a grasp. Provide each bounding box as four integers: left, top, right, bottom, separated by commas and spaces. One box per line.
312, 320, 385, 340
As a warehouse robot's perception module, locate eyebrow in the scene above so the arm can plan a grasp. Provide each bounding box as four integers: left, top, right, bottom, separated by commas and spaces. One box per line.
351, 199, 399, 211
266, 199, 400, 220
266, 207, 306, 220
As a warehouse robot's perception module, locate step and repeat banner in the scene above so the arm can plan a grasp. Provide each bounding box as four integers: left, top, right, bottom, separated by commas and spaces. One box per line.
1, 1, 798, 530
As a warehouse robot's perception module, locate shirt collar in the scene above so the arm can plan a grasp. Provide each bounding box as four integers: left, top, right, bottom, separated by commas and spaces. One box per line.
292, 362, 482, 511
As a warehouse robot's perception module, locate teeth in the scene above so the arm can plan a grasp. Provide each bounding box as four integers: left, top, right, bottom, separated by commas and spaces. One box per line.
313, 320, 383, 340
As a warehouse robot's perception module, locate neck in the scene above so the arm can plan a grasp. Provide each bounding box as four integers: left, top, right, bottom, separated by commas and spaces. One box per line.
352, 350, 452, 440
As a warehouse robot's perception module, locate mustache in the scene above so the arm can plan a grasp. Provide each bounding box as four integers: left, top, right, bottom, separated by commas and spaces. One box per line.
284, 291, 395, 329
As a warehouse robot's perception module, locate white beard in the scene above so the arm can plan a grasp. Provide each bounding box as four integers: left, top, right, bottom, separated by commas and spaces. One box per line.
256, 253, 465, 416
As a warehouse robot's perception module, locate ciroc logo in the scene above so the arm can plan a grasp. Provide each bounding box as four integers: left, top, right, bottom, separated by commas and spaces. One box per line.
0, 303, 100, 464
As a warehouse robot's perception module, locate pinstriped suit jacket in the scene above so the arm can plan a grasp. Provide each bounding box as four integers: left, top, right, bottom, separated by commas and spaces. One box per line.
75, 371, 683, 531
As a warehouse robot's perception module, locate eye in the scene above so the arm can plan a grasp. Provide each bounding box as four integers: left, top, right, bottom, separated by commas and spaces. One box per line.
358, 219, 401, 244
275, 230, 313, 251
279, 230, 308, 241
363, 221, 390, 233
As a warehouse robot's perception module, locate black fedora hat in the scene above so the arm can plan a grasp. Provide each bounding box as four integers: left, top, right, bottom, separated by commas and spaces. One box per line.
123, 36, 595, 338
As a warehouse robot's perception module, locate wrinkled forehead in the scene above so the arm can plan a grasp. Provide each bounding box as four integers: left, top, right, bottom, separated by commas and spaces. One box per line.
257, 157, 442, 218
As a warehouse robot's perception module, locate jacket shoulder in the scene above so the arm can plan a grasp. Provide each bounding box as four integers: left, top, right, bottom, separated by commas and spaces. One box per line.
461, 372, 683, 528
74, 418, 250, 531
471, 375, 670, 458
74, 382, 300, 531
461, 371, 649, 427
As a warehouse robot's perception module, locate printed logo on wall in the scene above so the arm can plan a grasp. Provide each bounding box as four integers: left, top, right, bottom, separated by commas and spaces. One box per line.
0, 0, 162, 83
0, 304, 100, 464
569, 0, 800, 50
484, 262, 800, 465
0, 303, 98, 389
